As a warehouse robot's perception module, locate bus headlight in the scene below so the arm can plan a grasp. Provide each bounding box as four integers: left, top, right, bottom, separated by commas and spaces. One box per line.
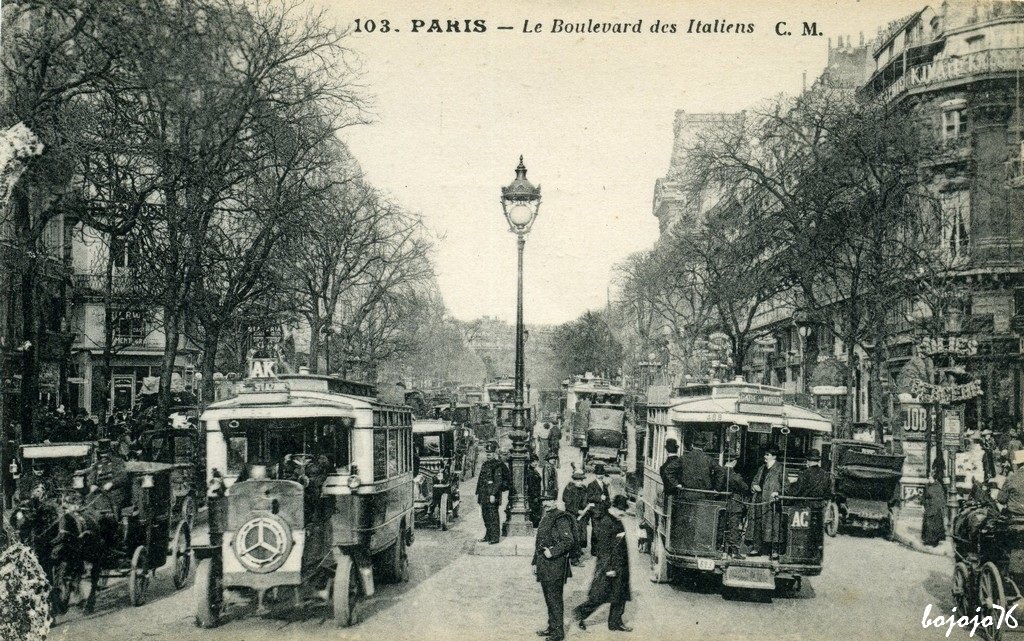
347, 475, 360, 489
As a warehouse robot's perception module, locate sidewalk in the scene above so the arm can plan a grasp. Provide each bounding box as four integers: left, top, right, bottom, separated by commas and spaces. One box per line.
890, 507, 954, 558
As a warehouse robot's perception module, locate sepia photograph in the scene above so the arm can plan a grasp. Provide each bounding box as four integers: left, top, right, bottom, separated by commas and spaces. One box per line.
1, 0, 1023, 639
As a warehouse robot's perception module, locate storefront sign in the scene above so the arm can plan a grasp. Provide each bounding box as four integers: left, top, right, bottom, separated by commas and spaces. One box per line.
918, 336, 978, 357
910, 379, 983, 404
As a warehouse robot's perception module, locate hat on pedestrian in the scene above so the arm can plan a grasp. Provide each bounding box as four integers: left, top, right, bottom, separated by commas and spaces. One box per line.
764, 445, 781, 457
572, 469, 586, 481
665, 438, 679, 454
594, 463, 606, 475
982, 429, 994, 436
611, 495, 629, 511
806, 449, 821, 461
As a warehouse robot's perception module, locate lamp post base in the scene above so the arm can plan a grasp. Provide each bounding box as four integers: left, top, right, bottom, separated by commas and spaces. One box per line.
505, 425, 535, 539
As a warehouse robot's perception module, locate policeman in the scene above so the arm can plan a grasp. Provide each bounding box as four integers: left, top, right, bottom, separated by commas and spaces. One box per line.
533, 490, 577, 641
476, 441, 505, 544
788, 449, 831, 498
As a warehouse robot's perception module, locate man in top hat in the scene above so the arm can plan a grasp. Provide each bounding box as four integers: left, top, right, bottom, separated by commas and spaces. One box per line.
476, 441, 505, 543
788, 449, 831, 498
574, 494, 632, 632
749, 445, 785, 559
533, 489, 578, 641
659, 438, 685, 499
562, 466, 589, 566
587, 463, 611, 509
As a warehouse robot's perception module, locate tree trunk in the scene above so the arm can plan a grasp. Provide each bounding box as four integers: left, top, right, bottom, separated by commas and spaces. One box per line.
99, 238, 116, 421
307, 314, 322, 373
201, 332, 218, 406
15, 189, 39, 442
158, 303, 181, 420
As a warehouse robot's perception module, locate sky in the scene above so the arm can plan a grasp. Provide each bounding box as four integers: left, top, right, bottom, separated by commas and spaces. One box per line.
316, 0, 925, 326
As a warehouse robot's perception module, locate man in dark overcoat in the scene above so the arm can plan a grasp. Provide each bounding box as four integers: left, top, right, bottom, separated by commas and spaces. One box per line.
587, 463, 611, 508
658, 438, 684, 498
476, 442, 505, 543
527, 456, 544, 527
533, 491, 577, 641
749, 445, 786, 558
562, 467, 589, 565
788, 449, 831, 498
677, 431, 719, 491
574, 494, 632, 632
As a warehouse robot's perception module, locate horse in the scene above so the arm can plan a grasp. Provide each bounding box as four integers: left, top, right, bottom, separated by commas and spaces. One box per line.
54, 489, 127, 613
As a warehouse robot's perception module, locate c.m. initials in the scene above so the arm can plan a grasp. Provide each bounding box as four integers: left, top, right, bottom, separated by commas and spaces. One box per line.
802, 22, 819, 36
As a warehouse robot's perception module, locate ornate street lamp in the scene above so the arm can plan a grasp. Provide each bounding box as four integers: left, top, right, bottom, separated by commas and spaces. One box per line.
500, 155, 541, 537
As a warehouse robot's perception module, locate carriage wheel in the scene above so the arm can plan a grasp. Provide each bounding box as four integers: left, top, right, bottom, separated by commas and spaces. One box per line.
171, 520, 193, 590
193, 558, 222, 628
979, 562, 1006, 641
129, 545, 151, 607
953, 562, 972, 615
331, 555, 360, 627
824, 502, 840, 538
51, 560, 77, 616
650, 532, 671, 584
440, 494, 450, 531
181, 496, 196, 530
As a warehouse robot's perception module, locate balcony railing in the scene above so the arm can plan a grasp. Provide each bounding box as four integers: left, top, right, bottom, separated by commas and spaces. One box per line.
874, 48, 1024, 102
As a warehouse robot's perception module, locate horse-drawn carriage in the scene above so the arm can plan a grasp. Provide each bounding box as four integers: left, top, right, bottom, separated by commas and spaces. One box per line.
7, 442, 98, 613
64, 459, 193, 610
9, 444, 193, 613
951, 501, 1022, 640
823, 439, 904, 538
413, 419, 461, 530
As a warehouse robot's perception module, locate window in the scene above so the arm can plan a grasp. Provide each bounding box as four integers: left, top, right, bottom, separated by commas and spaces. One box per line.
645, 425, 654, 461
373, 430, 387, 478
222, 417, 352, 476
113, 309, 146, 346
966, 35, 985, 52
110, 235, 138, 269
1015, 288, 1024, 316
387, 429, 399, 477
941, 190, 970, 258
942, 108, 967, 141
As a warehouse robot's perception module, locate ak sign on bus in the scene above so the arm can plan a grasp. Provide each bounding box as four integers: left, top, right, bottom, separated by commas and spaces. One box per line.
248, 358, 277, 379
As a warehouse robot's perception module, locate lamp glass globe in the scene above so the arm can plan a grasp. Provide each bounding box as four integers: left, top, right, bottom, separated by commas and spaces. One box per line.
508, 202, 534, 227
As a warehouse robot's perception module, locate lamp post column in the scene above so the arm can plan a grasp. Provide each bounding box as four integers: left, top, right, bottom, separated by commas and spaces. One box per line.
507, 233, 532, 536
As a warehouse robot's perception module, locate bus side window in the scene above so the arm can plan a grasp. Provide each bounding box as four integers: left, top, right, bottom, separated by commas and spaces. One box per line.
373, 430, 387, 479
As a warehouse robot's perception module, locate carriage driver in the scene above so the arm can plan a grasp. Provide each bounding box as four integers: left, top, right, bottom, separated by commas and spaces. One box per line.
90, 439, 131, 517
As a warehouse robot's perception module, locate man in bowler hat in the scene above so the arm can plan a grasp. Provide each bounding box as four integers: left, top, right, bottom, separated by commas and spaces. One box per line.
788, 448, 831, 498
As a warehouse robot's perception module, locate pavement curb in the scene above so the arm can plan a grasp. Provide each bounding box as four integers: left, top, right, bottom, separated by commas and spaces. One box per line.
891, 521, 954, 559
